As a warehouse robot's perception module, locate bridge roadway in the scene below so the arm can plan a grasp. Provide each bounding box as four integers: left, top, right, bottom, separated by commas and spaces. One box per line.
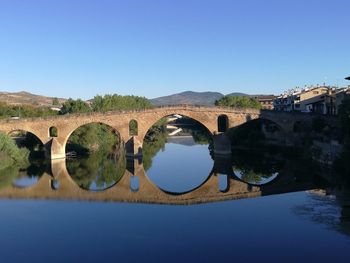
0, 105, 338, 159
0, 157, 322, 205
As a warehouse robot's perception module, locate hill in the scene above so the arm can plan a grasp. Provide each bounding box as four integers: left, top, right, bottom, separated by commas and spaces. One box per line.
151, 91, 251, 106
151, 91, 224, 106
0, 91, 66, 106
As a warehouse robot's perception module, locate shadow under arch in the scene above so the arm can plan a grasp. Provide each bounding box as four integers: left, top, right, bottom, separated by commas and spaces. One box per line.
7, 129, 46, 159
229, 117, 287, 146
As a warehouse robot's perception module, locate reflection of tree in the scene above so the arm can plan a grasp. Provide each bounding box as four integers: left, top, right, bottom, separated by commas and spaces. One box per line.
67, 150, 126, 190
0, 165, 20, 189
181, 127, 212, 145
238, 170, 269, 184
0, 160, 45, 190
174, 117, 212, 145
143, 128, 167, 171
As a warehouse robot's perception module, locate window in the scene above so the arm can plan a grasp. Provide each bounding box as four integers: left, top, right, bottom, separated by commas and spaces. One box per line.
217, 115, 229, 132
49, 127, 58, 137
129, 120, 138, 136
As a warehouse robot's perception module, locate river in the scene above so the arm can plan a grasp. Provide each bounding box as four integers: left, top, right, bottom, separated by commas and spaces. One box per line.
0, 128, 350, 262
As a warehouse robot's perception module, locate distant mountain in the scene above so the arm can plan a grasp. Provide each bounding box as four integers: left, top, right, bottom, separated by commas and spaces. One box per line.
151, 91, 224, 106
226, 92, 249, 97
0, 91, 66, 106
151, 91, 253, 106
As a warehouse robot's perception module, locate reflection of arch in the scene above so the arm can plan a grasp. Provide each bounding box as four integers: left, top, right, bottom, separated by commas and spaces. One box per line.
66, 152, 126, 192
129, 119, 138, 136
49, 126, 58, 137
218, 115, 229, 132
149, 171, 213, 196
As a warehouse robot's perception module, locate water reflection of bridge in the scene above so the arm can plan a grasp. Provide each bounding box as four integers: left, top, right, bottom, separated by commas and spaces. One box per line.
0, 157, 323, 205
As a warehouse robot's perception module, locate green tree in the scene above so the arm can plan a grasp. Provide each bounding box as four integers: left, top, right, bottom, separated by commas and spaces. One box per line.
67, 123, 119, 155
215, 96, 261, 109
0, 102, 58, 119
60, 98, 91, 114
91, 94, 151, 112
52, 97, 60, 106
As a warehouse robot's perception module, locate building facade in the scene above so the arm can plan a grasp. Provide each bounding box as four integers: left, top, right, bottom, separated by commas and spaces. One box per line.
274, 86, 339, 115
252, 95, 276, 110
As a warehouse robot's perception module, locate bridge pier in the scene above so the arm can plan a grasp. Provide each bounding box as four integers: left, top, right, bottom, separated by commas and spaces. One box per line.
125, 136, 143, 158
212, 133, 232, 156
49, 138, 66, 160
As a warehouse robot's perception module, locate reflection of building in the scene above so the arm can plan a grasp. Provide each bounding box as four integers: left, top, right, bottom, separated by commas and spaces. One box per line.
274, 86, 338, 115
252, 95, 276, 110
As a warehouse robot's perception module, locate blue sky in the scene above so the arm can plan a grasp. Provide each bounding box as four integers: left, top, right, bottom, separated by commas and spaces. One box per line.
0, 0, 349, 99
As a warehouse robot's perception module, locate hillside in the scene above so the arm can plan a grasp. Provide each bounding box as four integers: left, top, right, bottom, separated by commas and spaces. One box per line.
151, 91, 224, 106
151, 91, 250, 106
0, 91, 66, 106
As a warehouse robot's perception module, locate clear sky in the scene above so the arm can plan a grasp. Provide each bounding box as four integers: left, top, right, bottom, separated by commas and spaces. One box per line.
0, 0, 349, 99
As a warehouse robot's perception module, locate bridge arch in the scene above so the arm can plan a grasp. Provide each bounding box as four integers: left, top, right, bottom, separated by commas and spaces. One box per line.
6, 128, 46, 146
140, 112, 214, 143
64, 121, 123, 155
7, 129, 46, 153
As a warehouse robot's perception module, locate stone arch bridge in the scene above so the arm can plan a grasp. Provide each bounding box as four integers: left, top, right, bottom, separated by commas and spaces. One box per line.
0, 105, 337, 159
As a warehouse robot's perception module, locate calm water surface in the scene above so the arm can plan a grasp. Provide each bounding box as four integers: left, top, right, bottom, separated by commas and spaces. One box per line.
0, 133, 350, 263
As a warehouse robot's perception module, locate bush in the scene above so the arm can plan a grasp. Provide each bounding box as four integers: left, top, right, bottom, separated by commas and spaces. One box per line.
0, 132, 29, 172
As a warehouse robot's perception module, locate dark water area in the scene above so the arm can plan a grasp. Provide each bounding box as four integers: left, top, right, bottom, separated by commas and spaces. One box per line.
1, 129, 350, 262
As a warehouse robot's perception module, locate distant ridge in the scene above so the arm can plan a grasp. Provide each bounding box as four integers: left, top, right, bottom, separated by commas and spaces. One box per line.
0, 91, 66, 106
151, 91, 250, 106
226, 92, 250, 97
0, 90, 272, 107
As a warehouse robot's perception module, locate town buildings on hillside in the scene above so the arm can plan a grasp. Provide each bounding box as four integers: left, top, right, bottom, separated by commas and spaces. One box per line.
273, 84, 350, 115
252, 95, 276, 110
